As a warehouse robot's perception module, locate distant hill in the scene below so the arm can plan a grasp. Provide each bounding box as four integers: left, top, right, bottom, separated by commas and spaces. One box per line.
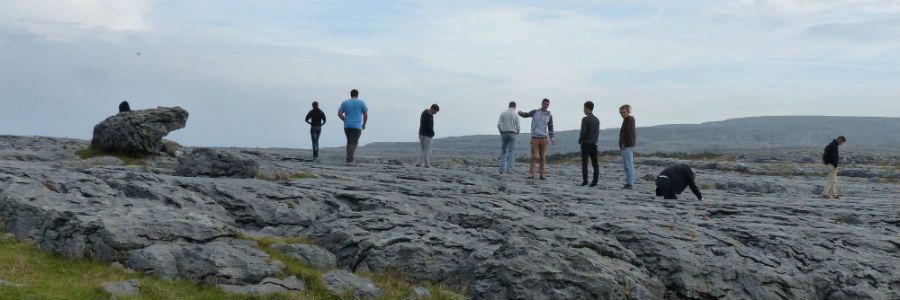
361, 116, 900, 156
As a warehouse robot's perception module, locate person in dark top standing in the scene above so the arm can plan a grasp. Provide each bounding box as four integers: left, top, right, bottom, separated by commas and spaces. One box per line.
305, 101, 326, 160
578, 101, 600, 187
655, 164, 704, 200
119, 101, 131, 113
821, 136, 846, 199
619, 104, 636, 189
418, 104, 440, 168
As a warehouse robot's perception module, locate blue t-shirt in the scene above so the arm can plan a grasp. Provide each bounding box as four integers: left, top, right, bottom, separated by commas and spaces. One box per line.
338, 98, 368, 129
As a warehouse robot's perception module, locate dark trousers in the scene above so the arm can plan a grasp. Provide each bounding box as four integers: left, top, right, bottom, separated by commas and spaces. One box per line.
310, 126, 322, 158
344, 128, 362, 163
581, 143, 599, 184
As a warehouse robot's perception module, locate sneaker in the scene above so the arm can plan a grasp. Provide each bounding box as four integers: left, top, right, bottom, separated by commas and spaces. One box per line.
540, 176, 547, 180
623, 184, 633, 190
579, 181, 588, 186
528, 175, 535, 179
589, 182, 598, 187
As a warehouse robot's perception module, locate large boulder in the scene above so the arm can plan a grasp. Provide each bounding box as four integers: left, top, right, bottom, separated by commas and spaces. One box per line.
91, 106, 189, 155
176, 148, 259, 178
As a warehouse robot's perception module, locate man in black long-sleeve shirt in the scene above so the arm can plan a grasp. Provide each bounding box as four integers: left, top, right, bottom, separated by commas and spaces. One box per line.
417, 104, 440, 167
305, 101, 326, 160
821, 136, 846, 199
655, 164, 704, 200
578, 101, 600, 186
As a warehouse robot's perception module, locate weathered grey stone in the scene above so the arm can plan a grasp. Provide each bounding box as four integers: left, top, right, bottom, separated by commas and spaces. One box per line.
321, 270, 382, 299
269, 243, 337, 269
91, 107, 189, 155
0, 279, 26, 288
1, 233, 15, 242
176, 148, 259, 178
102, 279, 140, 298
219, 276, 304, 295
406, 286, 431, 300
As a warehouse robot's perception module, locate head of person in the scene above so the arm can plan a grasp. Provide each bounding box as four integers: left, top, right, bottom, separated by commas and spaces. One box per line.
508, 101, 516, 109
312, 101, 319, 109
837, 136, 846, 145
429, 103, 440, 115
583, 101, 594, 115
541, 98, 550, 110
619, 104, 631, 118
350, 89, 359, 98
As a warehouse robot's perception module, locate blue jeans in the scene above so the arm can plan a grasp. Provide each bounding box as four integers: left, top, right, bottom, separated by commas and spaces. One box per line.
310, 126, 321, 158
500, 133, 516, 173
622, 147, 636, 185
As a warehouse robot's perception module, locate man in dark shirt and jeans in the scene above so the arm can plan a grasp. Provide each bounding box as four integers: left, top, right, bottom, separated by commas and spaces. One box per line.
619, 104, 637, 189
305, 101, 326, 160
821, 136, 846, 199
418, 104, 440, 168
579, 101, 600, 186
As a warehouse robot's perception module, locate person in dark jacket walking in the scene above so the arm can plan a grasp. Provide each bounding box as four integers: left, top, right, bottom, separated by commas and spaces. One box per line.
305, 101, 327, 160
655, 164, 704, 200
417, 104, 440, 167
619, 104, 636, 189
821, 136, 846, 199
579, 101, 600, 186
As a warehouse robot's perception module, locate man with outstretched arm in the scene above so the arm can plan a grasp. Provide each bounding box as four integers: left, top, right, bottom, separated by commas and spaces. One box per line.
579, 101, 600, 187
518, 98, 556, 180
305, 101, 326, 160
655, 164, 706, 201
418, 104, 440, 168
497, 101, 520, 174
338, 89, 368, 165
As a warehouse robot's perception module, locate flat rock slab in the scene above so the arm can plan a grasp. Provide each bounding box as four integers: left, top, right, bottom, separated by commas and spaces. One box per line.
269, 243, 337, 269
321, 270, 382, 299
219, 276, 304, 295
176, 148, 259, 178
102, 279, 140, 298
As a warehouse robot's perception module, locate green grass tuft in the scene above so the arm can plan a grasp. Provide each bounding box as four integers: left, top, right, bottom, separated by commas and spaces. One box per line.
257, 170, 317, 181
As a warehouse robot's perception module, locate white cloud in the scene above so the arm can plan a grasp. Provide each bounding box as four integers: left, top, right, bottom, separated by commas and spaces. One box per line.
0, 0, 155, 40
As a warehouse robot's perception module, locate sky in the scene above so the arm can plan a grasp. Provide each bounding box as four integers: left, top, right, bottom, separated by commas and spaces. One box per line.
1, 0, 899, 148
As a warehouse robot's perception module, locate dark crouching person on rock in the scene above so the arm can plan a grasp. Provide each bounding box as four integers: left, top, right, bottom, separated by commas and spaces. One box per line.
119, 101, 131, 113
655, 164, 706, 201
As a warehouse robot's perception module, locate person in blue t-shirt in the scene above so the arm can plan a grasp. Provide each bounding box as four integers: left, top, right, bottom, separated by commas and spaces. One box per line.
338, 89, 368, 164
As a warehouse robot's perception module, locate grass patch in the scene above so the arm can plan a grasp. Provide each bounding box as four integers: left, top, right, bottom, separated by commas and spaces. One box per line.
0, 232, 293, 299
75, 145, 146, 166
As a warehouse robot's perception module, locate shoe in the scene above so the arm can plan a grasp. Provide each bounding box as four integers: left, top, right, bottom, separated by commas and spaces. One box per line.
528, 175, 535, 179
539, 176, 546, 180
623, 184, 633, 190
820, 194, 831, 199
579, 181, 588, 186
833, 195, 841, 199
589, 182, 598, 187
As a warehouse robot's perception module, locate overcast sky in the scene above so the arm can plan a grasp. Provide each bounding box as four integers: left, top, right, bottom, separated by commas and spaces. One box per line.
1, 0, 899, 148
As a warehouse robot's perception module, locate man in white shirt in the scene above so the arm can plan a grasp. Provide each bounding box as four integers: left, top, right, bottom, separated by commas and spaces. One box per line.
497, 101, 520, 174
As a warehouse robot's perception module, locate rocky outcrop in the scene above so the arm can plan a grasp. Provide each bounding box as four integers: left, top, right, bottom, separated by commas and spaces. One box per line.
91, 107, 188, 155
176, 148, 259, 178
1, 136, 899, 299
